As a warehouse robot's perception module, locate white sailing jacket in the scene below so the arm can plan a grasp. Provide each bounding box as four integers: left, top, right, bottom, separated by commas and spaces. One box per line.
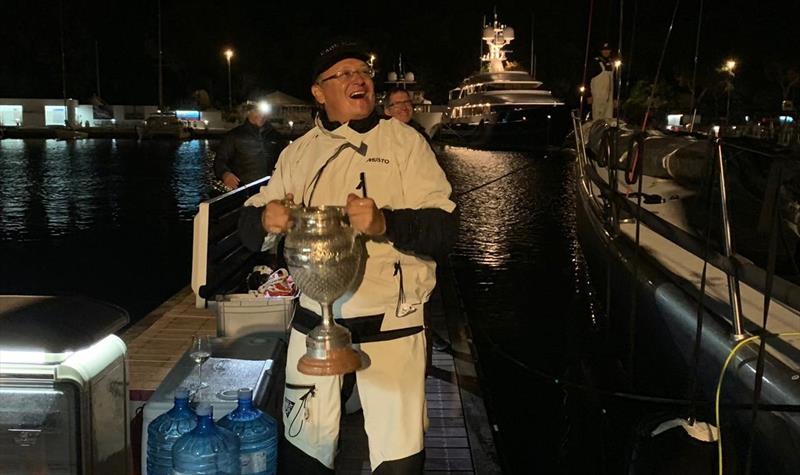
244, 115, 456, 331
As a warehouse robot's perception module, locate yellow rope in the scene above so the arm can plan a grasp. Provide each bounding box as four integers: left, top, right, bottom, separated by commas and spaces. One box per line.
715, 332, 800, 475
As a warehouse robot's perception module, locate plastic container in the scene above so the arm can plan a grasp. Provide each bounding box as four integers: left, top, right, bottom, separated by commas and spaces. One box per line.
172, 403, 241, 475
218, 388, 278, 475
145, 387, 197, 475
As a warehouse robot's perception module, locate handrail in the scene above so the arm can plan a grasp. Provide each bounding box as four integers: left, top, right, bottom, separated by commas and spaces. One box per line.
713, 138, 745, 339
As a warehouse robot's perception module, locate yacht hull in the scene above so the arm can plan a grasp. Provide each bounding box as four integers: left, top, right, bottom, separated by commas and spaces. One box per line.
436, 105, 570, 150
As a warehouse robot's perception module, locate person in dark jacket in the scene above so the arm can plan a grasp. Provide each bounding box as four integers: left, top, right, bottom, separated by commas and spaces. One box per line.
214, 102, 288, 189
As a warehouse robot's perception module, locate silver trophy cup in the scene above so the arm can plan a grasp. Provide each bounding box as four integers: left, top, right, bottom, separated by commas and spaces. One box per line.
284, 205, 365, 375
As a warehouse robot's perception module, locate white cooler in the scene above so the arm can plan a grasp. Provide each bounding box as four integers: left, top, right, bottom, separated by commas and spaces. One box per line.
0, 295, 129, 475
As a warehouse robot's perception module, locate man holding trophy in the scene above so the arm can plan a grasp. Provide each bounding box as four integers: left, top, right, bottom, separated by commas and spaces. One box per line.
238, 40, 457, 474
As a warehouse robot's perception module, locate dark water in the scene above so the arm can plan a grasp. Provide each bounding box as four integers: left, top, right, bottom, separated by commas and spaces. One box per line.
0, 138, 608, 473
436, 145, 608, 474
0, 138, 216, 320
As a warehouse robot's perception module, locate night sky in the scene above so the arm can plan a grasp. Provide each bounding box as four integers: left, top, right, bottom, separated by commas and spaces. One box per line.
2, 0, 798, 113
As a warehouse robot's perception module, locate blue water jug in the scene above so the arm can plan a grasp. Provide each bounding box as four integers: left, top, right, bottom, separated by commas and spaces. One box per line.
172, 403, 241, 475
146, 387, 197, 475
218, 388, 278, 475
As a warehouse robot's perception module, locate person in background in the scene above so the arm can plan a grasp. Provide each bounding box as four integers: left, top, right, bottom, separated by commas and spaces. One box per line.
384, 87, 451, 353
214, 102, 287, 190
384, 88, 430, 141
238, 40, 457, 474
589, 42, 615, 121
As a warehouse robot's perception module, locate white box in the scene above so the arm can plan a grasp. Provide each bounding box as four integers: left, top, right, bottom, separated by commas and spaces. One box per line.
212, 294, 295, 338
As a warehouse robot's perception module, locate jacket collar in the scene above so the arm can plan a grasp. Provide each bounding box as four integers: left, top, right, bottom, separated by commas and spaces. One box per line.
315, 109, 380, 148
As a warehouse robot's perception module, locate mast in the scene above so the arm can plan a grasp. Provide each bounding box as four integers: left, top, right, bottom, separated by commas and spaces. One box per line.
530, 11, 536, 79
688, 0, 704, 131
95, 40, 102, 98
615, 0, 624, 118
59, 0, 68, 112
157, 0, 164, 110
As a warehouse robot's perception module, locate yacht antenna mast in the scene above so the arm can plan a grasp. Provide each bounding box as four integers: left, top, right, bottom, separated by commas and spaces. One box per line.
157, 0, 164, 110
480, 14, 486, 70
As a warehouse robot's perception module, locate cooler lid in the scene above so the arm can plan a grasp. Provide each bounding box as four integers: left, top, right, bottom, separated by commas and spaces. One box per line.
0, 295, 129, 360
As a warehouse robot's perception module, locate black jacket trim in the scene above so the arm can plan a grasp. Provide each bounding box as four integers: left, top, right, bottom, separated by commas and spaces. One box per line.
291, 306, 422, 343
239, 205, 268, 252
319, 109, 380, 133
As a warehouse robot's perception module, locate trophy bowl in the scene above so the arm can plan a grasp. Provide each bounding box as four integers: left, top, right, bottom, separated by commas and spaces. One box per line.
284, 205, 365, 375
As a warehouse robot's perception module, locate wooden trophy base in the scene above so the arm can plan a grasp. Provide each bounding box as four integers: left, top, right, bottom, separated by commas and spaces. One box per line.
297, 348, 362, 376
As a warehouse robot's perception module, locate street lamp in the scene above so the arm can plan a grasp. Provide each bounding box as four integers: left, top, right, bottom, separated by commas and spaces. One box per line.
723, 58, 736, 125
224, 48, 234, 111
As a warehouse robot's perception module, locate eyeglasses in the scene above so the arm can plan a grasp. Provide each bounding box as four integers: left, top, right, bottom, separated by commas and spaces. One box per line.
387, 99, 412, 109
318, 66, 375, 84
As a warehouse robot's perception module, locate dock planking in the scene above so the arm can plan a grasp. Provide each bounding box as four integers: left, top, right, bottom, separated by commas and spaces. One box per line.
124, 261, 500, 474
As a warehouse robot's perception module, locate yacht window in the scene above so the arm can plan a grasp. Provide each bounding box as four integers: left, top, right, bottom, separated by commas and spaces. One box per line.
485, 83, 540, 91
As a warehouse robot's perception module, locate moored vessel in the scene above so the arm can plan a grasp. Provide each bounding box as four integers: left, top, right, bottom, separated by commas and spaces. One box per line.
437, 12, 569, 150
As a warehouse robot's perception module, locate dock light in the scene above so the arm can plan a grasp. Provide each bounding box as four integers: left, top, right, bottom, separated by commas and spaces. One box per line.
579, 85, 586, 94
614, 59, 622, 69
369, 54, 376, 68
288, 120, 294, 128
258, 101, 271, 114
224, 48, 235, 110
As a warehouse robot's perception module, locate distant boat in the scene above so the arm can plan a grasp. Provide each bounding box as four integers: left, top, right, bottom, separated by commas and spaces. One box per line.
55, 128, 89, 140
436, 12, 569, 150
142, 112, 191, 140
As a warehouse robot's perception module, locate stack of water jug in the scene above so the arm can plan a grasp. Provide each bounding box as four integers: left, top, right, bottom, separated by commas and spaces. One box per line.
147, 387, 278, 475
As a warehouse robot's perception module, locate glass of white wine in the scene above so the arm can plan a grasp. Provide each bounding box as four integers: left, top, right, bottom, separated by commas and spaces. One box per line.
188, 335, 211, 391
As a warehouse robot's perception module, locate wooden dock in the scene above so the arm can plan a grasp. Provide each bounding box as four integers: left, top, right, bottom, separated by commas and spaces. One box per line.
123, 266, 500, 474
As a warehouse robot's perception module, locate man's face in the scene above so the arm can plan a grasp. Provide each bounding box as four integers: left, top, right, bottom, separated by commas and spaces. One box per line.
311, 58, 375, 123
247, 110, 267, 127
385, 90, 413, 124
601, 48, 611, 58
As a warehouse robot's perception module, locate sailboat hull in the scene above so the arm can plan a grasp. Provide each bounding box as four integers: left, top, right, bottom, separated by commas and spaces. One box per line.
575, 150, 800, 474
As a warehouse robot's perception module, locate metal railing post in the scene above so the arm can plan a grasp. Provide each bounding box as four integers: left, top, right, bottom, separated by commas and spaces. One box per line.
715, 139, 745, 340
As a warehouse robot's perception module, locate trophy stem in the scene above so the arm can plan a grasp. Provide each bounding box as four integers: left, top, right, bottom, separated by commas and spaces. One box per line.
320, 302, 335, 329
296, 303, 363, 376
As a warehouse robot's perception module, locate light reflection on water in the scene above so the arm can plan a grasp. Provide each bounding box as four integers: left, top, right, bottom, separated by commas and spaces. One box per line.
0, 138, 214, 242
437, 144, 600, 472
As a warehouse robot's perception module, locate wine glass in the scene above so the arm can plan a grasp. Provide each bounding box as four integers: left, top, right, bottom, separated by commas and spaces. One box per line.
188, 335, 211, 391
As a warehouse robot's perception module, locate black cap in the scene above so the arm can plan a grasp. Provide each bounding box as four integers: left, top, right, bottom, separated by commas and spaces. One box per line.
311, 39, 371, 83
600, 42, 612, 50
